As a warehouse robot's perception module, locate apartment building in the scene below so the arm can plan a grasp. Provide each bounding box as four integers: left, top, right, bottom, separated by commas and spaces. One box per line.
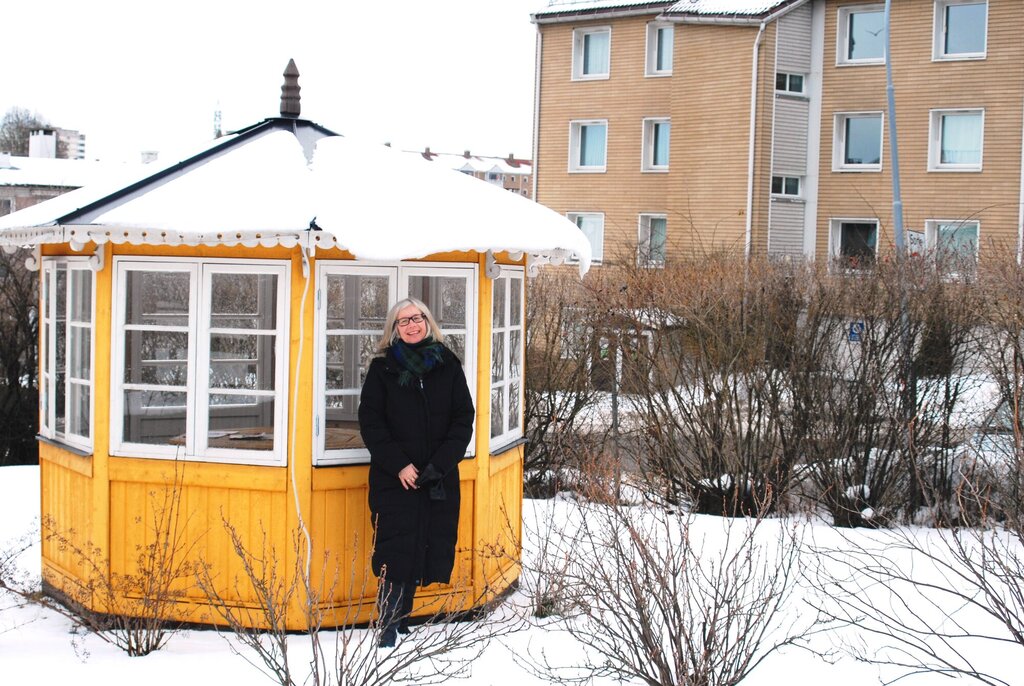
409, 148, 533, 198
532, 0, 1023, 268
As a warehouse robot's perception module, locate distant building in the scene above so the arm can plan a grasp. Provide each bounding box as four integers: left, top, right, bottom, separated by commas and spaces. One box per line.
0, 152, 138, 216
27, 127, 87, 160
409, 148, 533, 199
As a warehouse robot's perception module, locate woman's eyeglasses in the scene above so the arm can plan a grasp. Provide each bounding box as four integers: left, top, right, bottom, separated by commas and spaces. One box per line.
396, 314, 425, 327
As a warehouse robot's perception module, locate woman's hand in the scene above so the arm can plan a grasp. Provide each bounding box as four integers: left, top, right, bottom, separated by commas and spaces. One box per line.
398, 464, 419, 490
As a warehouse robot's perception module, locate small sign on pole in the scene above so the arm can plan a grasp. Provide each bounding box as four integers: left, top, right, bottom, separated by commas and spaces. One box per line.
849, 321, 865, 342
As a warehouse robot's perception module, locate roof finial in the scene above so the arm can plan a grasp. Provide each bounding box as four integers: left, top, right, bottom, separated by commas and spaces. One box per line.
280, 59, 301, 118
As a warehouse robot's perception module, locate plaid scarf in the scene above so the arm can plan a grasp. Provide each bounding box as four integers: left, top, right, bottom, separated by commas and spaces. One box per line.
389, 336, 446, 387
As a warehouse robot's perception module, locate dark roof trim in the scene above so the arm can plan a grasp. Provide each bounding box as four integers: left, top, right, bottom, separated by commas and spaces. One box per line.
54, 117, 338, 226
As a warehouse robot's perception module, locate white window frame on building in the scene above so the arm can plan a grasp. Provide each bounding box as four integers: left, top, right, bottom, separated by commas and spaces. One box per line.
641, 118, 670, 172
933, 0, 987, 61
313, 262, 478, 466
645, 22, 673, 76
830, 218, 879, 270
110, 257, 290, 466
928, 108, 984, 172
837, 4, 886, 66
572, 26, 611, 81
925, 219, 979, 265
39, 257, 95, 452
637, 214, 667, 268
489, 268, 525, 451
569, 119, 608, 173
771, 176, 802, 197
775, 72, 806, 95
567, 212, 605, 264
834, 112, 884, 172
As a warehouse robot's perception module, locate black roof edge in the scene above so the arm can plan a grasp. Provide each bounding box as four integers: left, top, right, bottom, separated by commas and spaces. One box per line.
56, 117, 340, 225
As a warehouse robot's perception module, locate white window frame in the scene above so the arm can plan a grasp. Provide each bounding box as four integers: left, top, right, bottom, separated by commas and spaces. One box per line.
313, 261, 478, 466
645, 22, 673, 77
569, 119, 608, 173
638, 214, 667, 268
110, 257, 290, 466
933, 0, 987, 61
641, 118, 670, 172
567, 212, 605, 264
925, 219, 980, 262
775, 72, 806, 95
572, 26, 611, 81
39, 257, 95, 452
771, 175, 802, 197
833, 112, 884, 172
489, 268, 525, 451
829, 218, 880, 270
928, 108, 984, 172
837, 4, 886, 66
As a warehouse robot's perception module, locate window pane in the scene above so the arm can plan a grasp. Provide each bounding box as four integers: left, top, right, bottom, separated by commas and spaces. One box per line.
771, 176, 783, 194
840, 223, 878, 264
848, 10, 885, 60
580, 124, 607, 167
508, 381, 521, 433
775, 73, 788, 91
70, 270, 91, 323
446, 334, 466, 362
509, 278, 522, 326
209, 333, 275, 391
652, 122, 670, 167
56, 266, 67, 318
124, 331, 188, 385
490, 388, 504, 439
68, 326, 90, 380
492, 278, 506, 328
211, 273, 277, 329
324, 394, 365, 446
492, 332, 505, 383
575, 215, 604, 262
208, 395, 276, 450
656, 26, 672, 71
784, 177, 800, 195
326, 274, 389, 331
126, 271, 190, 327
408, 276, 466, 330
67, 384, 90, 437
123, 390, 187, 445
945, 3, 986, 55
649, 217, 667, 263
789, 74, 804, 92
583, 31, 609, 75
940, 113, 982, 165
845, 116, 881, 165
510, 330, 522, 379
938, 222, 978, 256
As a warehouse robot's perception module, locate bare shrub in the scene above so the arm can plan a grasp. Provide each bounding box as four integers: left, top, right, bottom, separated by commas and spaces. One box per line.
807, 482, 1024, 685
41, 468, 198, 656
0, 525, 38, 626
199, 519, 519, 685
523, 455, 814, 686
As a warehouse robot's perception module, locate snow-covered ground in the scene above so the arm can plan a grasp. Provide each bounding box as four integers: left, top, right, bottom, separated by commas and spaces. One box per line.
0, 465, 1017, 685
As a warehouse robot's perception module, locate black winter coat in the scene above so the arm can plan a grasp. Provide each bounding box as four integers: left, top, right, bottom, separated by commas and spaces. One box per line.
358, 345, 475, 586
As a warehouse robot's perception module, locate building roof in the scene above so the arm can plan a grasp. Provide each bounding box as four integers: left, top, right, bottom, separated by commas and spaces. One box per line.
0, 117, 589, 273
533, 0, 672, 21
534, 0, 797, 21
0, 155, 142, 190
665, 0, 795, 17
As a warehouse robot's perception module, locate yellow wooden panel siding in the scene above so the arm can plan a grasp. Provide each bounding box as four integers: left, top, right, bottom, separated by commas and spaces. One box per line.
39, 455, 93, 588
472, 254, 492, 596
482, 446, 523, 593
816, 0, 1024, 260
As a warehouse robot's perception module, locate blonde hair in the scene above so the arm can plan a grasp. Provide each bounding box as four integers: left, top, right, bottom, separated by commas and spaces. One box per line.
376, 297, 445, 353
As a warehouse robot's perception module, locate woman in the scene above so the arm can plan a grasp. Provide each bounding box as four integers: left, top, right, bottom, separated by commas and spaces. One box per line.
358, 297, 475, 647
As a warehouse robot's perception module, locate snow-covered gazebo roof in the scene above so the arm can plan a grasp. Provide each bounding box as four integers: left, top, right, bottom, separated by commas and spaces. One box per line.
0, 95, 590, 274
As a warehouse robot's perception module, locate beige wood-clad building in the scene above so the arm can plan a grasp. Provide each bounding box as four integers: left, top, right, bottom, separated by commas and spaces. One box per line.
532, 0, 1024, 268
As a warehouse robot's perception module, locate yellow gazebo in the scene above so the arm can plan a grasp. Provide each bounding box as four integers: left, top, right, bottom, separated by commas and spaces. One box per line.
0, 67, 590, 628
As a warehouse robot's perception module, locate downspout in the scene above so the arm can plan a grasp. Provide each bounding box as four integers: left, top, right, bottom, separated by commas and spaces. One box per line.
744, 21, 767, 261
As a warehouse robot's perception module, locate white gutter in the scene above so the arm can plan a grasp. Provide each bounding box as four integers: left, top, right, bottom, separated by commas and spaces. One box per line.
532, 26, 542, 205
744, 21, 767, 261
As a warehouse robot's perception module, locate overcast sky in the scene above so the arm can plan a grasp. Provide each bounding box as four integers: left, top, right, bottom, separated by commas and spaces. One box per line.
4, 0, 545, 163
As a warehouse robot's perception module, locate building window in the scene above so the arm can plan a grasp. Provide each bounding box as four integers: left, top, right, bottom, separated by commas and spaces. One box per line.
314, 263, 477, 466
838, 4, 886, 65
568, 212, 605, 264
834, 112, 883, 171
771, 176, 801, 196
642, 118, 670, 172
638, 214, 667, 268
490, 269, 524, 449
929, 109, 983, 171
569, 120, 608, 172
646, 22, 673, 76
111, 258, 290, 465
934, 0, 987, 60
573, 26, 611, 80
926, 219, 979, 267
40, 258, 94, 451
775, 72, 805, 94
0, 198, 12, 216
831, 219, 878, 269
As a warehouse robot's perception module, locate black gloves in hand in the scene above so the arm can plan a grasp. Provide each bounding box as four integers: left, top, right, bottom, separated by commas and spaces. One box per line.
414, 464, 446, 500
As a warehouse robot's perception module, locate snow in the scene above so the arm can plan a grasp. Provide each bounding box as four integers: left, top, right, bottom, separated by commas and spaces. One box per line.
0, 156, 143, 190
535, 0, 791, 18
0, 465, 1016, 685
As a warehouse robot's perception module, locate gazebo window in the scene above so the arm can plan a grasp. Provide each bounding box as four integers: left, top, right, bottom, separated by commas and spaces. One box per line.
490, 268, 524, 450
111, 258, 289, 465
39, 258, 94, 451
314, 262, 477, 466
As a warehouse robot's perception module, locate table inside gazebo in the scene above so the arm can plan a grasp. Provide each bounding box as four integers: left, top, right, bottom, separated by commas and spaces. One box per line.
169, 427, 364, 451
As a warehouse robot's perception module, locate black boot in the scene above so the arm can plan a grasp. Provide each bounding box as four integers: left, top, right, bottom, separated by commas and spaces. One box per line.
377, 581, 405, 648
397, 581, 416, 634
